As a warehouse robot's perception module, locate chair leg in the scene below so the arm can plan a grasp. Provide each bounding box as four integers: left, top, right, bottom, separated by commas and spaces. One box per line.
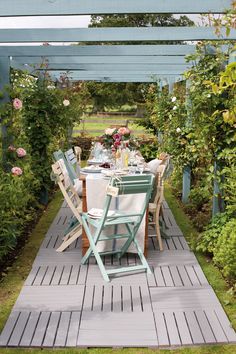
82, 241, 109, 282
81, 219, 110, 282
155, 223, 163, 251
153, 209, 163, 251
132, 237, 152, 274
56, 226, 82, 252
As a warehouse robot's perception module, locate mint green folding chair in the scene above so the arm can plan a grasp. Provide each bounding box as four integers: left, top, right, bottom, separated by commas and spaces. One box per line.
81, 174, 154, 282
64, 147, 81, 176
53, 149, 82, 196
53, 150, 77, 182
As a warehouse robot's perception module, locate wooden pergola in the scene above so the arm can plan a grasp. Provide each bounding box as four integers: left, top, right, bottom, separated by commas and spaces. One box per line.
0, 0, 235, 212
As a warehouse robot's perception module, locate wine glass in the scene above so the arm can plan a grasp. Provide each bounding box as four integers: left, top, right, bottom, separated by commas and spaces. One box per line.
137, 163, 144, 174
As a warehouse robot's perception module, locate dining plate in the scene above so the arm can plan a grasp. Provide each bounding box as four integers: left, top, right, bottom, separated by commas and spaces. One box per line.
87, 159, 103, 165
88, 208, 115, 219
81, 166, 102, 173
101, 169, 128, 177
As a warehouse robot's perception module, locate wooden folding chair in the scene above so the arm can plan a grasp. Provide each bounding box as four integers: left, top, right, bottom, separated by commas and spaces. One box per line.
51, 160, 82, 252
53, 149, 82, 196
81, 174, 154, 282
148, 165, 166, 251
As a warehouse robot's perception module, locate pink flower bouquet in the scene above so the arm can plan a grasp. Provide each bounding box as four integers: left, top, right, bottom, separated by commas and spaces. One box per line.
99, 126, 136, 150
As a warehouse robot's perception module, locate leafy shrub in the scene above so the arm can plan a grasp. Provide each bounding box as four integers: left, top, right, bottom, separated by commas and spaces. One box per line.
0, 170, 38, 262
197, 212, 230, 254
213, 219, 236, 280
138, 138, 159, 161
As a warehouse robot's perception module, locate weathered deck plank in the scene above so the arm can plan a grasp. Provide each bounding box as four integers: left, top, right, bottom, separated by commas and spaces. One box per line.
1, 202, 235, 348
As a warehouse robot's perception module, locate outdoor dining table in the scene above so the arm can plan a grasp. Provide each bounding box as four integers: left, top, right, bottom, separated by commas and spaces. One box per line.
79, 172, 149, 256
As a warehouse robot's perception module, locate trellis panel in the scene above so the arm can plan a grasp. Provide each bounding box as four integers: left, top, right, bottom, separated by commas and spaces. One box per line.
0, 27, 235, 43
0, 0, 232, 16
0, 45, 197, 57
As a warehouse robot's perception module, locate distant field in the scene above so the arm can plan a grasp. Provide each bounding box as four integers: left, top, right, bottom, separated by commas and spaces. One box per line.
73, 114, 152, 138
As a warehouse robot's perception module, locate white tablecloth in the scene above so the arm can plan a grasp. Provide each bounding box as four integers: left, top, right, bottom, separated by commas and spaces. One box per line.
86, 174, 146, 253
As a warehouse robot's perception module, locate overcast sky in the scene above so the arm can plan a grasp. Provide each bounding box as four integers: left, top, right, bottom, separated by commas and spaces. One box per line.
0, 15, 91, 28
0, 14, 203, 29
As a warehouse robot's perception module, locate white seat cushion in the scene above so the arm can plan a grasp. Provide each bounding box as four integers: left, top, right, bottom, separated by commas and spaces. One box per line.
147, 159, 162, 174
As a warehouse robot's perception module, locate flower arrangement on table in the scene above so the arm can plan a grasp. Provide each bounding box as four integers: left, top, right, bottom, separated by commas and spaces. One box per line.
99, 126, 138, 151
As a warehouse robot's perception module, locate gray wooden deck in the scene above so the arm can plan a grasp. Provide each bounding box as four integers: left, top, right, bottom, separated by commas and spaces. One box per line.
1, 201, 235, 348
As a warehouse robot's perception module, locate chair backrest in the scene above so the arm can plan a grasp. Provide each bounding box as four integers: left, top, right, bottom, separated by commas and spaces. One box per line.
65, 148, 80, 176
111, 174, 154, 196
153, 165, 166, 206
51, 160, 82, 223
156, 164, 166, 186
96, 174, 154, 230
53, 149, 77, 182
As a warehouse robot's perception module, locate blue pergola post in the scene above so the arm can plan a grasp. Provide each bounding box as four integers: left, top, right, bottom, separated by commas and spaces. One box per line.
212, 161, 221, 217
182, 166, 191, 204
182, 79, 192, 203
157, 82, 163, 144
0, 56, 11, 170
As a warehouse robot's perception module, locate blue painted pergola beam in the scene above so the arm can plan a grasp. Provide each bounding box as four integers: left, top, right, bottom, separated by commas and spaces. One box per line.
11, 62, 189, 72
0, 45, 197, 57
11, 55, 188, 65
0, 0, 232, 16
0, 27, 235, 43
52, 74, 183, 83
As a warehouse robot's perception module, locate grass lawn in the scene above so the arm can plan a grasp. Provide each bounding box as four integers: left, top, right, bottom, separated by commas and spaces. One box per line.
0, 185, 235, 353
73, 115, 151, 138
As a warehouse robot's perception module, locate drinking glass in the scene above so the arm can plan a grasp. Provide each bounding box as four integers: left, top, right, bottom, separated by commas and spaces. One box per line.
137, 163, 144, 174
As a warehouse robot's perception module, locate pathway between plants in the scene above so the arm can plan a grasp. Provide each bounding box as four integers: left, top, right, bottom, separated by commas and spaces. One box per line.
0, 201, 235, 348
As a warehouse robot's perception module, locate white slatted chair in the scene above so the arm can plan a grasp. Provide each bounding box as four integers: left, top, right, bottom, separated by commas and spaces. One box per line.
51, 160, 82, 252
148, 164, 166, 251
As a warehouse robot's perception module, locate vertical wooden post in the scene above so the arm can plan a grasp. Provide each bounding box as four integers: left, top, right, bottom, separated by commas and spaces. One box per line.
0, 56, 11, 170
182, 79, 191, 203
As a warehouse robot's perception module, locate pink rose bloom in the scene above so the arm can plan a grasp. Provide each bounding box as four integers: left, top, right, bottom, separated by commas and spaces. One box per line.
11, 167, 23, 176
13, 98, 23, 110
63, 99, 70, 106
16, 147, 27, 158
118, 127, 130, 135
8, 145, 16, 151
105, 128, 115, 136
113, 133, 122, 141
114, 140, 121, 148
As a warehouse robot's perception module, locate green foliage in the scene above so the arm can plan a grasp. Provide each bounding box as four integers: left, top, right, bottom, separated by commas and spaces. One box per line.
0, 69, 84, 259
214, 218, 236, 280
17, 73, 83, 197
0, 169, 38, 262
197, 212, 236, 281
138, 138, 159, 161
